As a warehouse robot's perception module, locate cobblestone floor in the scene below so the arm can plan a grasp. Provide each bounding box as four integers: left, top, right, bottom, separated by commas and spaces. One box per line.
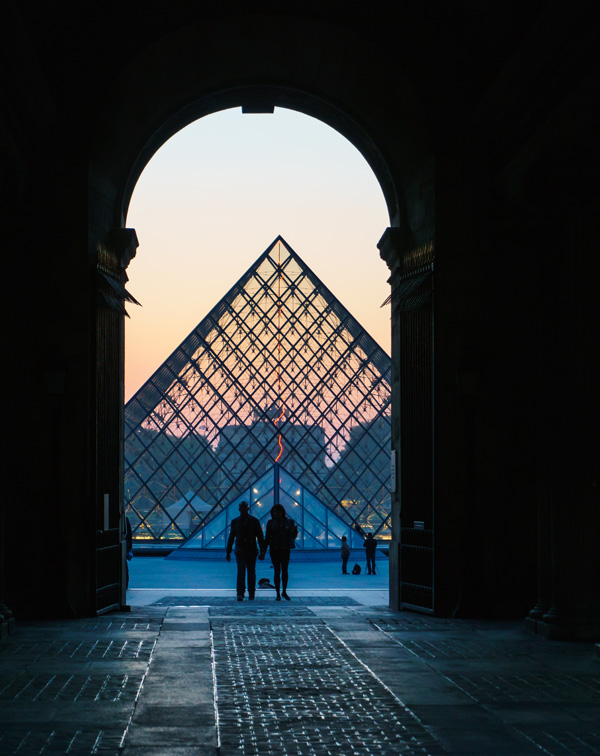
211, 620, 445, 756
0, 600, 598, 755
355, 612, 600, 756
448, 671, 600, 703
0, 612, 163, 755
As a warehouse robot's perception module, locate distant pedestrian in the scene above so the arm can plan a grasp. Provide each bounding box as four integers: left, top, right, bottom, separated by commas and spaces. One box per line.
226, 501, 265, 601
261, 503, 298, 600
363, 533, 378, 574
125, 515, 133, 589
341, 536, 351, 574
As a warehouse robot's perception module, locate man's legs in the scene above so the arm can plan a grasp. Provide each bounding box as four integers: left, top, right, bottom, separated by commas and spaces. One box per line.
367, 553, 375, 574
235, 552, 247, 598
246, 552, 258, 598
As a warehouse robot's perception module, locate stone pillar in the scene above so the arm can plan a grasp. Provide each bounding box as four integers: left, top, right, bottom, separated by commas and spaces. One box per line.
540, 198, 599, 640
378, 227, 436, 613
378, 228, 405, 611
0, 502, 15, 639
96, 228, 139, 613
528, 194, 600, 641
525, 465, 553, 628
526, 281, 555, 628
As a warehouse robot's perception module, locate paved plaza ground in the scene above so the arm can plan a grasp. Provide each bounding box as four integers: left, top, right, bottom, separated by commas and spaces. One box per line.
0, 555, 598, 755
127, 550, 389, 607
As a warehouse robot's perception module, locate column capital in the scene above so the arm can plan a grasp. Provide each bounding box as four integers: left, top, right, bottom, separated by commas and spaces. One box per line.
377, 228, 407, 275
96, 228, 141, 316
378, 228, 435, 278
98, 228, 139, 271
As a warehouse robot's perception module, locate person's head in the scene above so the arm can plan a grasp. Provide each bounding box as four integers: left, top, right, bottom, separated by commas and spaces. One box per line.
367, 533, 373, 539
239, 501, 249, 515
341, 536, 347, 542
270, 503, 286, 520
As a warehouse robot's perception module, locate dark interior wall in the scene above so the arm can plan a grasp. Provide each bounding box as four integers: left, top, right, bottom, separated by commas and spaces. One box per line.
1, 2, 93, 615
1, 1, 598, 633
433, 153, 542, 618
431, 3, 600, 619
90, 11, 435, 227
4, 156, 93, 617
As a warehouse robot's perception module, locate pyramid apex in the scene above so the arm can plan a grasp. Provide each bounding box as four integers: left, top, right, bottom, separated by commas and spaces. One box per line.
267, 234, 292, 250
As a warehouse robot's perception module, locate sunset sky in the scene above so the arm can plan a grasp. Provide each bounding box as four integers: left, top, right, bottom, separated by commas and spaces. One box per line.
124, 107, 391, 402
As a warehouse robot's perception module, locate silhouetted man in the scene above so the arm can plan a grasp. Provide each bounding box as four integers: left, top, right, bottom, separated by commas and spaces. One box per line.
363, 533, 378, 575
226, 501, 265, 600
340, 535, 351, 574
125, 515, 133, 589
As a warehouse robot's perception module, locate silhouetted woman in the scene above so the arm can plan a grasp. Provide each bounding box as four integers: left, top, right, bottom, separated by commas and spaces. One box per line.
262, 503, 298, 600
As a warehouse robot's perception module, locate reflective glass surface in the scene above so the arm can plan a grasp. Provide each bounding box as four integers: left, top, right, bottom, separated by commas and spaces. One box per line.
125, 237, 391, 545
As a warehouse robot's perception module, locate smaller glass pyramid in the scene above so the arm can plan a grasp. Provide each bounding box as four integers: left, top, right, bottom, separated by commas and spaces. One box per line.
178, 463, 366, 550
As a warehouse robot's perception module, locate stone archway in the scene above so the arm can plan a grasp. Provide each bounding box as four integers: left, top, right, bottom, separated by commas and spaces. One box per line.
89, 13, 434, 232
88, 12, 435, 615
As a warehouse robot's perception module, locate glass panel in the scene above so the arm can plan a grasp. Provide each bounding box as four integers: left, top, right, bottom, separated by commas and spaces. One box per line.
279, 490, 301, 516
350, 529, 365, 548
327, 515, 349, 539
328, 530, 344, 548
126, 507, 142, 531
253, 489, 274, 518
304, 491, 326, 523
257, 510, 271, 530
300, 526, 326, 550
205, 530, 226, 548
279, 469, 301, 498
302, 511, 326, 546
251, 469, 274, 502
173, 505, 195, 537
162, 522, 186, 540
200, 509, 227, 547
226, 490, 252, 512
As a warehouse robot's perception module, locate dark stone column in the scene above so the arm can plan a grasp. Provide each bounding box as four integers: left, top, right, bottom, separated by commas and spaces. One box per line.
379, 227, 437, 613
0, 502, 16, 639
525, 468, 553, 628
97, 228, 139, 613
526, 262, 555, 629
378, 228, 405, 611
536, 197, 600, 641
523, 184, 600, 641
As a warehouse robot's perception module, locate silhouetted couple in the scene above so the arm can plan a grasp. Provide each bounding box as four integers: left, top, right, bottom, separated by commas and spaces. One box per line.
226, 501, 298, 601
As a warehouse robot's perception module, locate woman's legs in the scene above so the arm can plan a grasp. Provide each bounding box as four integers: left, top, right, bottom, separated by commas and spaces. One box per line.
280, 550, 291, 598
270, 549, 291, 599
271, 552, 282, 596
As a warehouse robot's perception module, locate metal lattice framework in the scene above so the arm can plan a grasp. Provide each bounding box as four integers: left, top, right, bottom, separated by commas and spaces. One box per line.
124, 237, 391, 545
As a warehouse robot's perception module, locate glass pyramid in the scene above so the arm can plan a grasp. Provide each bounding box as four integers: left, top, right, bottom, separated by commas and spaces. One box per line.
178, 463, 366, 550
124, 237, 391, 547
